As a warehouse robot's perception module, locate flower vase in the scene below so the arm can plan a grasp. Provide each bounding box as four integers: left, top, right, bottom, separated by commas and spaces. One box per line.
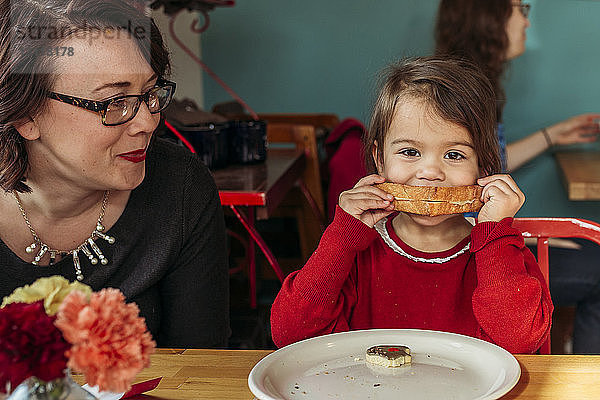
6, 371, 97, 400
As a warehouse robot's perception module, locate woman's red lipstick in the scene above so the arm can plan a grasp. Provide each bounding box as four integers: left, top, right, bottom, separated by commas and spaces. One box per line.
118, 148, 146, 163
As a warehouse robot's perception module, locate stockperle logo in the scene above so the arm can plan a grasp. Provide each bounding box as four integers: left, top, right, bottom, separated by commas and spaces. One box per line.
15, 20, 148, 42
9, 14, 152, 73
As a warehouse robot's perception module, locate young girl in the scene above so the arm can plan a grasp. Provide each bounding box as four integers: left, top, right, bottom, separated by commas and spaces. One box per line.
270, 56, 553, 354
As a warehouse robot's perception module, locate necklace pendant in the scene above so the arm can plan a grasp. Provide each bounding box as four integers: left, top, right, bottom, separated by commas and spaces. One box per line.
88, 238, 108, 265
32, 245, 48, 265
80, 243, 99, 265
95, 230, 116, 245
49, 251, 57, 265
25, 242, 37, 253
72, 250, 84, 281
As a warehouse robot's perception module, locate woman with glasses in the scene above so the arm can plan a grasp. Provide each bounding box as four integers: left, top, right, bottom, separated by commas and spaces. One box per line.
435, 0, 600, 354
0, 0, 230, 348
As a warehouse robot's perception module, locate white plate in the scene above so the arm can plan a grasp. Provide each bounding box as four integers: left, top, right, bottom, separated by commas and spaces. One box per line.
248, 329, 520, 400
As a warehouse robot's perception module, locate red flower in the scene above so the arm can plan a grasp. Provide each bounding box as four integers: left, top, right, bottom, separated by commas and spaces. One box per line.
0, 301, 70, 393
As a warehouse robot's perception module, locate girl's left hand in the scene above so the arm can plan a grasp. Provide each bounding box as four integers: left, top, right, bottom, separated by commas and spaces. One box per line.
476, 175, 525, 223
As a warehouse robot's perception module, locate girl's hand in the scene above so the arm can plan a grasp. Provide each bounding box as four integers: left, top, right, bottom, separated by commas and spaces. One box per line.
476, 175, 525, 223
338, 174, 395, 227
547, 113, 600, 146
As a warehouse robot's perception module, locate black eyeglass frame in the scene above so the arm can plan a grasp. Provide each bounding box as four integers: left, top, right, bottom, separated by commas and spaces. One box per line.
513, 3, 531, 18
48, 78, 176, 126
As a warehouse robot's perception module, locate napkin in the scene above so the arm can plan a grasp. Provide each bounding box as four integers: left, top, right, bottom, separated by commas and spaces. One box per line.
83, 377, 162, 399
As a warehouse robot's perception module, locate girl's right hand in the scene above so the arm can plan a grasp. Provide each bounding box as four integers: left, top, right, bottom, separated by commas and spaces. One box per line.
338, 174, 396, 227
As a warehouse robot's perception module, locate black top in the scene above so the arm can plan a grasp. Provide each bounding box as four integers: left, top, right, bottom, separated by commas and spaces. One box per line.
1, 138, 230, 348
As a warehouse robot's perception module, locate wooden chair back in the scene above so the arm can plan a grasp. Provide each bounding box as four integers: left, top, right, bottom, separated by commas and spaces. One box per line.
513, 217, 600, 354
259, 113, 340, 131
265, 123, 326, 264
267, 123, 325, 218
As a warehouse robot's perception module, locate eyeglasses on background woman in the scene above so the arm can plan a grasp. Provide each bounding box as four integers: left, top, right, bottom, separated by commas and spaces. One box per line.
513, 2, 530, 18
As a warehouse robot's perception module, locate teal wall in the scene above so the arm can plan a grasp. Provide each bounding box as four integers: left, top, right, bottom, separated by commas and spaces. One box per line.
202, 0, 600, 220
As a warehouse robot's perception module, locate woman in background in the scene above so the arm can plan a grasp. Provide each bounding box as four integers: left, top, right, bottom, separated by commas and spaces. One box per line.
435, 0, 600, 353
0, 0, 230, 348
436, 0, 599, 172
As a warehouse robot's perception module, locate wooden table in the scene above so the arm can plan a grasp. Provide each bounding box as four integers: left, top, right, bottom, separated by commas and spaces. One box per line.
554, 151, 600, 200
100, 349, 600, 399
212, 149, 307, 308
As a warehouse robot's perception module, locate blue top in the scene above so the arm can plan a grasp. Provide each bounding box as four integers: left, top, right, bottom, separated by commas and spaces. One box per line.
464, 123, 507, 218
497, 122, 507, 172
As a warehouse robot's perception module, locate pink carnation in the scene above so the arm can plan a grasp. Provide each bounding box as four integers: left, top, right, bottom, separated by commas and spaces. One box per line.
55, 289, 155, 393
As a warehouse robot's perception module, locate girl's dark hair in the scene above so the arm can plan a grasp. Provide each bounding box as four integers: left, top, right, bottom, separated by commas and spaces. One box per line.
0, 0, 171, 192
364, 56, 501, 176
434, 0, 512, 121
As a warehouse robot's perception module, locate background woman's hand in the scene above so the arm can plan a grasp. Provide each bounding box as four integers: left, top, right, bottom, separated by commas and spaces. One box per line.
338, 174, 395, 227
547, 113, 600, 146
476, 175, 525, 223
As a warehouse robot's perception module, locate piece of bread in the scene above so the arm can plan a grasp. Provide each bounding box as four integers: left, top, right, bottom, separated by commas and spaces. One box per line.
366, 345, 412, 368
375, 183, 483, 216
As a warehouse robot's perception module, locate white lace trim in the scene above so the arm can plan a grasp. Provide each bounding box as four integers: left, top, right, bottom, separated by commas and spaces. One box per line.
374, 218, 470, 264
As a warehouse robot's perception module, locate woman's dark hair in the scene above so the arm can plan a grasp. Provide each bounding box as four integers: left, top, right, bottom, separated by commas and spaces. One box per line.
0, 0, 171, 192
364, 56, 501, 177
434, 0, 512, 121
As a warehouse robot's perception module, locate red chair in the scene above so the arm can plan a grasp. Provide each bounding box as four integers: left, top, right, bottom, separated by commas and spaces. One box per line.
512, 217, 600, 354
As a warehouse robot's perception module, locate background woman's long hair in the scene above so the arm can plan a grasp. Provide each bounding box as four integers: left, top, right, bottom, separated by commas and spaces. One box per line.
434, 0, 512, 122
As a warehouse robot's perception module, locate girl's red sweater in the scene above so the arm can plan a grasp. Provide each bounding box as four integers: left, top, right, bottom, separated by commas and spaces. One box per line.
271, 207, 553, 354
